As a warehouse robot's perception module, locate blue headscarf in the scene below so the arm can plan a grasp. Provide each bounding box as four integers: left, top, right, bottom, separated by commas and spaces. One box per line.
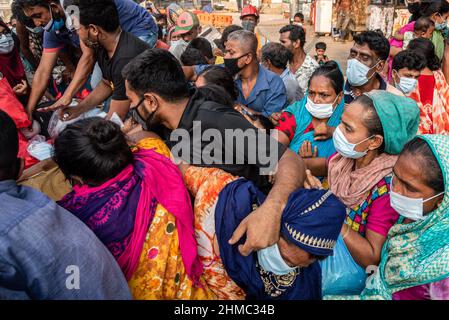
215, 179, 347, 300
284, 94, 345, 158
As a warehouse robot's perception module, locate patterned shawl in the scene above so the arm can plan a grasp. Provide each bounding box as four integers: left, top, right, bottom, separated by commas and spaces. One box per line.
59, 148, 203, 284
361, 135, 449, 300
409, 70, 449, 135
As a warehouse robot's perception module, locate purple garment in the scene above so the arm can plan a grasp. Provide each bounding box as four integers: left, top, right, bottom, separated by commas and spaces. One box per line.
393, 278, 449, 300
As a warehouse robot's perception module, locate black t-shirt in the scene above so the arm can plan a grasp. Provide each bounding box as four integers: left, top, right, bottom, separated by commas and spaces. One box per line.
163, 89, 287, 193
96, 31, 150, 101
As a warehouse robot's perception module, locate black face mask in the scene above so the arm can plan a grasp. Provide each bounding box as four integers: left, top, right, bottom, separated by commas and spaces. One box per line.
130, 98, 156, 131
408, 2, 420, 15
224, 53, 249, 76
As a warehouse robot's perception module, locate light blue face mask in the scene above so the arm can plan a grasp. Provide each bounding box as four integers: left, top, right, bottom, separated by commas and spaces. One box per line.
257, 244, 297, 275
435, 13, 448, 31
346, 58, 380, 87
43, 6, 65, 32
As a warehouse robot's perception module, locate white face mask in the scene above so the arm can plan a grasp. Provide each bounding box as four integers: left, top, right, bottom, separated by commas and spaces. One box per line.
346, 58, 379, 87
333, 126, 374, 159
0, 33, 14, 54
390, 177, 444, 221
305, 94, 340, 119
393, 71, 418, 94
257, 243, 297, 275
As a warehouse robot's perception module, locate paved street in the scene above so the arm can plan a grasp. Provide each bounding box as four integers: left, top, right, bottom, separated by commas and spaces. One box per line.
223, 13, 354, 72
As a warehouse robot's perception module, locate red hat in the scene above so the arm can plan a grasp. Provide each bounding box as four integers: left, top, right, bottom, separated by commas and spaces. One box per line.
240, 5, 259, 19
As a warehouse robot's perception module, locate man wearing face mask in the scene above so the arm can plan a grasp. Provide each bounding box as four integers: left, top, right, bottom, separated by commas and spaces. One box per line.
391, 50, 425, 96
240, 5, 268, 52
344, 31, 403, 104
169, 11, 202, 61
56, 0, 149, 121
18, 0, 158, 118
184, 30, 287, 118
123, 48, 306, 262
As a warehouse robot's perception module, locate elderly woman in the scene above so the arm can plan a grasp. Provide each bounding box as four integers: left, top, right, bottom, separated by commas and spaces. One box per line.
362, 135, 449, 300
274, 61, 345, 160
407, 38, 449, 135
53, 117, 214, 300
305, 91, 420, 294
182, 165, 346, 300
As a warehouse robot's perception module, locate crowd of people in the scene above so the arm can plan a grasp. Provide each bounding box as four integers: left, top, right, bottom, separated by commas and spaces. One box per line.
1, 0, 449, 300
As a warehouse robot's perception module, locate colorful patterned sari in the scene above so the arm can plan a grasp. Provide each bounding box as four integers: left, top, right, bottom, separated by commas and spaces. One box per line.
409, 70, 449, 135
59, 138, 214, 300
361, 135, 449, 300
183, 166, 246, 300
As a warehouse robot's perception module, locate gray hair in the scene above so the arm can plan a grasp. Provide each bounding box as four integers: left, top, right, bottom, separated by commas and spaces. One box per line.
227, 30, 258, 55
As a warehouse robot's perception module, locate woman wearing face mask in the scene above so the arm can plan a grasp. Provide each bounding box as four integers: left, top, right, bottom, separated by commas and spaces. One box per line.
361, 135, 449, 300
54, 117, 215, 300
274, 61, 344, 161
304, 91, 420, 276
0, 19, 29, 100
407, 38, 449, 135
420, 0, 449, 61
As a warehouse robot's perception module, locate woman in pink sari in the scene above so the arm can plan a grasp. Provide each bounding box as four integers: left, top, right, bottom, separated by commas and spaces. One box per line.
53, 117, 214, 300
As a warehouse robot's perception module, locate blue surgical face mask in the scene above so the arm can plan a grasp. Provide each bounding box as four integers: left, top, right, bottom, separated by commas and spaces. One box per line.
0, 33, 14, 54
333, 126, 374, 159
257, 244, 297, 275
390, 176, 444, 221
43, 6, 65, 32
26, 25, 44, 34
435, 13, 448, 31
393, 71, 418, 95
346, 58, 380, 87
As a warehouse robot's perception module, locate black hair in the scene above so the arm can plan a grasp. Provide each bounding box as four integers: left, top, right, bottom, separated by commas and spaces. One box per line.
154, 13, 167, 23
261, 42, 293, 70
187, 37, 213, 59
11, 0, 35, 27
408, 38, 440, 71
401, 137, 445, 193
197, 66, 238, 100
53, 117, 133, 186
122, 48, 190, 101
197, 84, 235, 109
308, 61, 344, 95
16, 0, 52, 9
77, 0, 120, 33
0, 111, 19, 180
220, 24, 243, 49
315, 42, 327, 51
392, 49, 426, 72
353, 31, 390, 61
294, 12, 304, 22
414, 16, 435, 32
353, 95, 385, 154
421, 0, 449, 17
279, 24, 306, 48
181, 47, 208, 66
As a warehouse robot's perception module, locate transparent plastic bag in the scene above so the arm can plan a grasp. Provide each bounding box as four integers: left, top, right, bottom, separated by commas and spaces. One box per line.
47, 100, 106, 139
27, 135, 53, 161
320, 235, 367, 296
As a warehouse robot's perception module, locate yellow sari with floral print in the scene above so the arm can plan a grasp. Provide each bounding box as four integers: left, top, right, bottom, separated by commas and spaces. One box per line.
127, 138, 215, 300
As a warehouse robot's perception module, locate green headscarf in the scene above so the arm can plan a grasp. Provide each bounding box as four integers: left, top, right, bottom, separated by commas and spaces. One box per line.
364, 90, 420, 155
431, 30, 445, 62
361, 134, 449, 300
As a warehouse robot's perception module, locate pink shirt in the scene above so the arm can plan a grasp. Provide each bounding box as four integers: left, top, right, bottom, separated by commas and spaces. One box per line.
390, 21, 415, 48
393, 278, 449, 300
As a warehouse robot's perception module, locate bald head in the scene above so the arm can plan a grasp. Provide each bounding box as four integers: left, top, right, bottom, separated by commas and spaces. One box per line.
227, 30, 258, 55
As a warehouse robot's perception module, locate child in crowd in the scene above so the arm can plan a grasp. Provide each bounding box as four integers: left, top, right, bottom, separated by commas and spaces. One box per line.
314, 42, 329, 66
403, 17, 435, 49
